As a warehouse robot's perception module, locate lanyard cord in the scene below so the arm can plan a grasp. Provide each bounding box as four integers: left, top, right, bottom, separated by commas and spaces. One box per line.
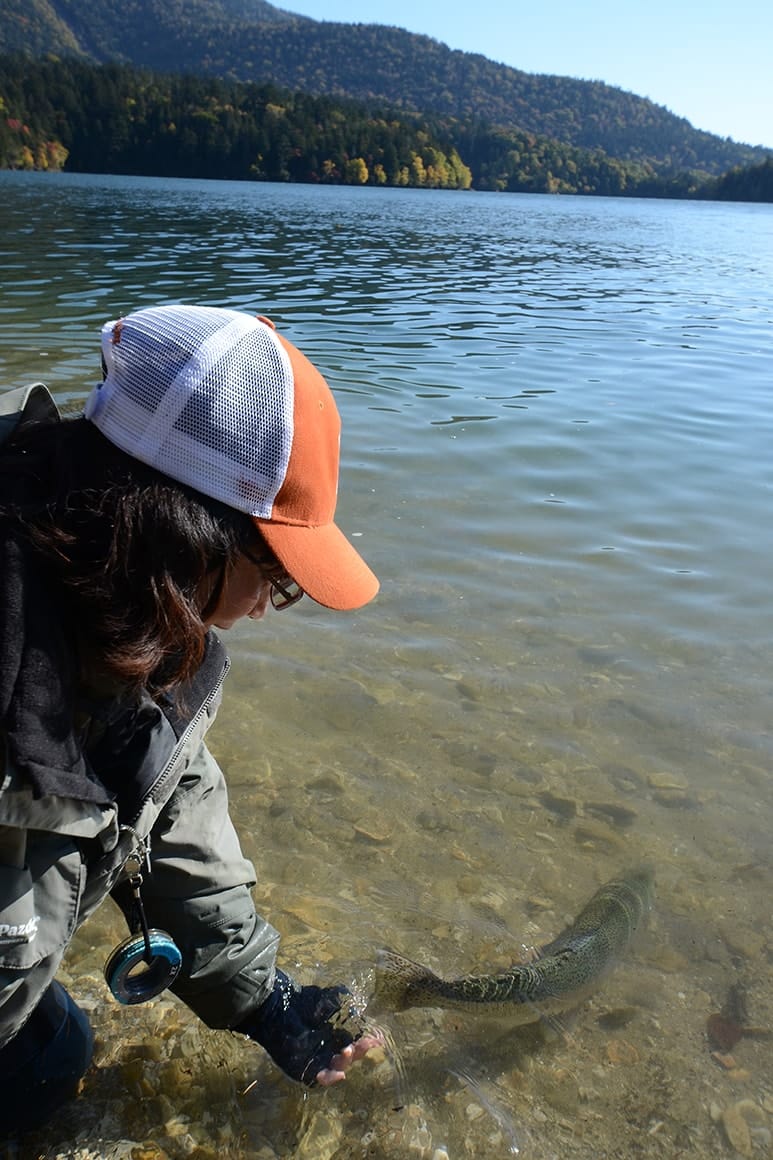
119, 826, 154, 963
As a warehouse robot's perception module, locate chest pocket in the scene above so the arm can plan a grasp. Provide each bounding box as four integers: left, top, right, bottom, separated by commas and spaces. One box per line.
0, 833, 84, 971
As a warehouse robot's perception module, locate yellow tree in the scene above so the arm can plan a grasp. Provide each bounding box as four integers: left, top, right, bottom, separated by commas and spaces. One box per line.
47, 140, 69, 170
423, 148, 449, 187
345, 156, 368, 184
410, 153, 426, 187
448, 150, 473, 189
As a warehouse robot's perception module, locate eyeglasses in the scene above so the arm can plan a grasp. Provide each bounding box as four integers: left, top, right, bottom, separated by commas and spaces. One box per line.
267, 572, 304, 611
244, 549, 304, 611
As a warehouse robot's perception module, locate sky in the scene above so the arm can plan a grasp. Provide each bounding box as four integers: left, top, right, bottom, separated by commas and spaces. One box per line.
280, 0, 773, 148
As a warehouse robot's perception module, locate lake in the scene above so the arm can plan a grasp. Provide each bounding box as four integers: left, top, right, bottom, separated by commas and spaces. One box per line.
1, 170, 772, 1159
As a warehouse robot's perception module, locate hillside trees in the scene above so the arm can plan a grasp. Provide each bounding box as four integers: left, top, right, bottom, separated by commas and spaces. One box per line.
0, 56, 770, 200
0, 56, 474, 188
1, 0, 770, 179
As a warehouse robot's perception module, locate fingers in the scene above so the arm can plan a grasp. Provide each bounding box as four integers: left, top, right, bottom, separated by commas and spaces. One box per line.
315, 1064, 347, 1087
316, 1042, 355, 1086
314, 1034, 383, 1087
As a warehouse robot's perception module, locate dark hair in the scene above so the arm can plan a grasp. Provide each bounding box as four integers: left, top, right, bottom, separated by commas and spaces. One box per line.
0, 415, 263, 696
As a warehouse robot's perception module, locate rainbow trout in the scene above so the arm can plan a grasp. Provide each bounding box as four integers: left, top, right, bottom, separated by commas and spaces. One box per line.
373, 866, 654, 1022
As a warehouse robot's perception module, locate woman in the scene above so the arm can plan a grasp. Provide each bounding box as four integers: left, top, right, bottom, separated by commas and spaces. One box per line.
0, 305, 380, 1132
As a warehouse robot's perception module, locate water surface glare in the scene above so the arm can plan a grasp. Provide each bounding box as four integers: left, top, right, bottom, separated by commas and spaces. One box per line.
2, 171, 773, 1159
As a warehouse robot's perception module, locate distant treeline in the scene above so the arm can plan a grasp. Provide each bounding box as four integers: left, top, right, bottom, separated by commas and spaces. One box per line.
1, 56, 770, 201
708, 157, 773, 203
0, 57, 475, 188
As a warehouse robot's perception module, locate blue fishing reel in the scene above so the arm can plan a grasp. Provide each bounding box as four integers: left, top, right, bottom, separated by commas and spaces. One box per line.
104, 929, 183, 1005
106, 836, 184, 1003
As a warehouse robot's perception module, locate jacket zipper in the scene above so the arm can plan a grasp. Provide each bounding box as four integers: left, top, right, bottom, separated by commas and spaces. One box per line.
125, 654, 230, 842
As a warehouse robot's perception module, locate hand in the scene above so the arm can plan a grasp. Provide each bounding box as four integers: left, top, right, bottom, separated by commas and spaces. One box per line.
315, 1032, 383, 1087
235, 969, 380, 1087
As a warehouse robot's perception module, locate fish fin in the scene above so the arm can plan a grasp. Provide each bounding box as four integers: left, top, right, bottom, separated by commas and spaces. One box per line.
534, 1002, 581, 1043
373, 947, 439, 1012
451, 1068, 522, 1154
517, 944, 542, 965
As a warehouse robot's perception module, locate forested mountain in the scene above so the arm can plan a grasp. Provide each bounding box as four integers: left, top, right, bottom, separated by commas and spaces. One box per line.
5, 55, 770, 201
1, 0, 769, 177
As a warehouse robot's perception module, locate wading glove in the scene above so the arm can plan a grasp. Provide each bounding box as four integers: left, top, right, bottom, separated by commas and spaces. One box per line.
235, 969, 361, 1086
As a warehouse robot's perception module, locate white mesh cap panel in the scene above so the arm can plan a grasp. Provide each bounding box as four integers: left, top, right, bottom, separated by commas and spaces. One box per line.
85, 305, 294, 518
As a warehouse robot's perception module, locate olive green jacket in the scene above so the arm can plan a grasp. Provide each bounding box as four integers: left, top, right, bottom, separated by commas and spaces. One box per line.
0, 385, 279, 1049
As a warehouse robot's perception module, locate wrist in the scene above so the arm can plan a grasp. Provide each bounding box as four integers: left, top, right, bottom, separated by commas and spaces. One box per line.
233, 970, 358, 1086
234, 968, 293, 1041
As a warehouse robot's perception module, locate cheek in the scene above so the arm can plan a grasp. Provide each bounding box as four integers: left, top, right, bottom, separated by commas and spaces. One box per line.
207, 571, 272, 627
229, 574, 269, 612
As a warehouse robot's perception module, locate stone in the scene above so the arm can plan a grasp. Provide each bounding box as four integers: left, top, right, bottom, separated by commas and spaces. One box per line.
721, 1105, 752, 1157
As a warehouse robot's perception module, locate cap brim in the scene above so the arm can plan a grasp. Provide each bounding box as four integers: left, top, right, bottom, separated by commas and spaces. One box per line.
256, 519, 379, 611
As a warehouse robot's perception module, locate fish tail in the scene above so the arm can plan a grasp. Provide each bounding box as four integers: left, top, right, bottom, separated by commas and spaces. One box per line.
373, 947, 438, 1011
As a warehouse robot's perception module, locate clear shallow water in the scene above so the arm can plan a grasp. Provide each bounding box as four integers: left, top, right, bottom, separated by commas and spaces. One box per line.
2, 171, 773, 1159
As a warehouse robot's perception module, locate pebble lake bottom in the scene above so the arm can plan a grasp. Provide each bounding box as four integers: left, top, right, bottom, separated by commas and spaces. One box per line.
1, 170, 772, 1159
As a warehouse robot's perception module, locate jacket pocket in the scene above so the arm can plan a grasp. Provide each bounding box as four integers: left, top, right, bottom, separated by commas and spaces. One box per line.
0, 839, 84, 970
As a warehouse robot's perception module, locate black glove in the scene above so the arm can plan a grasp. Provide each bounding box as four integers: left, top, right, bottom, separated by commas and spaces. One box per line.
234, 970, 362, 1086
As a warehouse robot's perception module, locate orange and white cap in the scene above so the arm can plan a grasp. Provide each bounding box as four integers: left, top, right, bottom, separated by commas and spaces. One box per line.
84, 304, 379, 610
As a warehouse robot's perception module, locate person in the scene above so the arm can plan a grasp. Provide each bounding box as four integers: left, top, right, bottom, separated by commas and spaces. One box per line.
0, 304, 381, 1133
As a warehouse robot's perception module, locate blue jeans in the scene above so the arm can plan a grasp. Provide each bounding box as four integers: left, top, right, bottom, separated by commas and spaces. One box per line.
0, 981, 94, 1133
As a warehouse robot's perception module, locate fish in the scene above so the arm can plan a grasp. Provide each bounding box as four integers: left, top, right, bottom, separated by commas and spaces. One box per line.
373, 865, 654, 1023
